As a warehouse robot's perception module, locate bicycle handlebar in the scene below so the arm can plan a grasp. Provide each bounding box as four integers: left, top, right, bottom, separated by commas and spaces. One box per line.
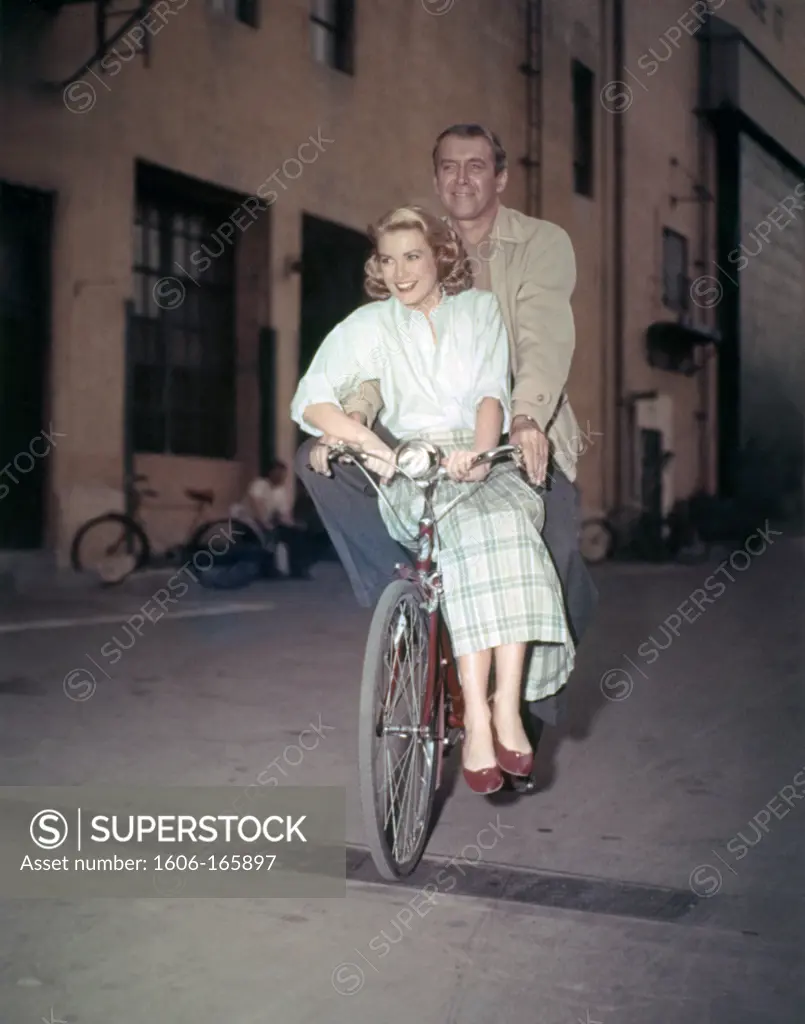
325, 440, 522, 483
319, 438, 525, 544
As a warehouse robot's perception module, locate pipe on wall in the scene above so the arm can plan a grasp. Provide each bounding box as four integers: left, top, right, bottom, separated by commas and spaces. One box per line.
598, 0, 612, 512
696, 11, 713, 494
612, 0, 626, 506
521, 0, 543, 218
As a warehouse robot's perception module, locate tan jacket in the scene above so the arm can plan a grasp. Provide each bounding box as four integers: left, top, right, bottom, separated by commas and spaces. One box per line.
342, 204, 582, 482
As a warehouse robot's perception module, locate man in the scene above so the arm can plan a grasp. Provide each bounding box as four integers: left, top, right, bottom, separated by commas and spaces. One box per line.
247, 460, 313, 580
294, 124, 598, 787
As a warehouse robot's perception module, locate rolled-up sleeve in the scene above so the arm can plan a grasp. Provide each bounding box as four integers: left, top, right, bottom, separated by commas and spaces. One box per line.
472, 292, 512, 433
290, 320, 376, 438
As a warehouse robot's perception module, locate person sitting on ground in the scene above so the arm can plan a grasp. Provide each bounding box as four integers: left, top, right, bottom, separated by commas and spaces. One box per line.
246, 461, 313, 580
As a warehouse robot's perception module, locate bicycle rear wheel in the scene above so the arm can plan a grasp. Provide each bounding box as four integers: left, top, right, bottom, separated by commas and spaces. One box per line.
70, 513, 150, 585
185, 518, 263, 562
358, 578, 440, 881
579, 517, 614, 564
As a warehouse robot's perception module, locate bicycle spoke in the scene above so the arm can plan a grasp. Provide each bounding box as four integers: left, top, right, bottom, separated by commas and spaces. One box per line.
387, 740, 423, 863
384, 739, 416, 852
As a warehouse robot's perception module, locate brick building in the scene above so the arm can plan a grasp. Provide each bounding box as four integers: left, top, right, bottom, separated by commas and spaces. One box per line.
0, 0, 803, 572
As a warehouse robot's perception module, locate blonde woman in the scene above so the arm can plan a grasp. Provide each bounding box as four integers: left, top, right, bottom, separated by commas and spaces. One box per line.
290, 206, 574, 794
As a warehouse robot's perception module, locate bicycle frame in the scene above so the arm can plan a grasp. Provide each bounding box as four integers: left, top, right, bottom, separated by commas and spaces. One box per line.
124, 474, 221, 559
392, 503, 463, 789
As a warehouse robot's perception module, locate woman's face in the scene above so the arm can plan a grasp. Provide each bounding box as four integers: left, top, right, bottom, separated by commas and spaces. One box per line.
377, 228, 440, 309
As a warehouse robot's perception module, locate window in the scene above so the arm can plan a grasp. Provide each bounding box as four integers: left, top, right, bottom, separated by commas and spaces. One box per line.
132, 196, 236, 459
207, 0, 259, 29
572, 59, 594, 197
662, 228, 690, 317
310, 0, 355, 74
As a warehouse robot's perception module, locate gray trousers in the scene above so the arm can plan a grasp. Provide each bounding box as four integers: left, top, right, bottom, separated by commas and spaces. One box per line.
294, 428, 598, 726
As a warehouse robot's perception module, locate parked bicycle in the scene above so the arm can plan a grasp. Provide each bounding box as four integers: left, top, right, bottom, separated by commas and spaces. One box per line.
579, 500, 710, 566
70, 473, 261, 586
193, 502, 281, 591
325, 438, 524, 882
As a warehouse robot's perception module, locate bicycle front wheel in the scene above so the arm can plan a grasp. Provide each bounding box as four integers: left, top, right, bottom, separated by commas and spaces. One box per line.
70, 513, 149, 585
358, 578, 440, 881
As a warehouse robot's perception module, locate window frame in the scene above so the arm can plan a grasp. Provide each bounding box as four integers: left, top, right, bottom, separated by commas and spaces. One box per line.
661, 227, 690, 317
131, 189, 237, 461
310, 0, 355, 75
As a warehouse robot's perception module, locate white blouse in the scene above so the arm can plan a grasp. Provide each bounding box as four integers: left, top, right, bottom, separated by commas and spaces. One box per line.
290, 287, 512, 440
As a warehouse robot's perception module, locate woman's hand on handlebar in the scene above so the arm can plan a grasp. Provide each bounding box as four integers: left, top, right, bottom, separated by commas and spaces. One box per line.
443, 450, 490, 483
361, 438, 397, 482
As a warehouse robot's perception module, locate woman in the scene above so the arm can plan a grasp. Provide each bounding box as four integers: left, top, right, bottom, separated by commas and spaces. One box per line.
290, 206, 574, 794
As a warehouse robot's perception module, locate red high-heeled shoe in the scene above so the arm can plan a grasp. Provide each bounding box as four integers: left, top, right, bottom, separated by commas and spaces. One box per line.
461, 723, 504, 793
491, 724, 534, 777
462, 763, 504, 794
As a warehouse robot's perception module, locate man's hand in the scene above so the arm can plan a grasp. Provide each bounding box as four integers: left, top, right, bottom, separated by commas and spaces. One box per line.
309, 412, 367, 475
510, 416, 549, 486
309, 433, 396, 482
443, 450, 491, 484
308, 435, 343, 476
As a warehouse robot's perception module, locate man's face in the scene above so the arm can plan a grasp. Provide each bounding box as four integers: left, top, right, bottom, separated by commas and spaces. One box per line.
433, 135, 507, 222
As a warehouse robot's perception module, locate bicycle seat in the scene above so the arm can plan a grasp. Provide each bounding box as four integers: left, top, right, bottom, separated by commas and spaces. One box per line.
186, 488, 214, 505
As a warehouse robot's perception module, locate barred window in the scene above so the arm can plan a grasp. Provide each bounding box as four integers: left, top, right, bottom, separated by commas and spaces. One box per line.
131, 197, 236, 459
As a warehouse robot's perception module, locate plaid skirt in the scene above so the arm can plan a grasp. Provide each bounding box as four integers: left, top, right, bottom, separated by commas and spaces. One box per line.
377, 429, 575, 702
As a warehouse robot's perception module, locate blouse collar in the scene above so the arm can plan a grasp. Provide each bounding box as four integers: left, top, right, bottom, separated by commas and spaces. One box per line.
391, 287, 456, 329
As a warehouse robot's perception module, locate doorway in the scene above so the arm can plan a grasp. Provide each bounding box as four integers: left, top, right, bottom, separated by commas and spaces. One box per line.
0, 181, 53, 550
298, 213, 372, 378
295, 213, 373, 549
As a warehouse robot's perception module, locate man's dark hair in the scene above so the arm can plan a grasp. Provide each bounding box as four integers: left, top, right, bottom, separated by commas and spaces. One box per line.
432, 124, 508, 176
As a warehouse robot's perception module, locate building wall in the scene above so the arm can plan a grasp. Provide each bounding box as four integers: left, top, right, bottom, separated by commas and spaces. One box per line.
0, 0, 531, 562
714, 0, 804, 93
539, 0, 610, 516
613, 0, 718, 511
1, 0, 801, 564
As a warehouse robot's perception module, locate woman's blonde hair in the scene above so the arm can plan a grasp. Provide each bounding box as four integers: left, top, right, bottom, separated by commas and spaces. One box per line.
363, 205, 473, 301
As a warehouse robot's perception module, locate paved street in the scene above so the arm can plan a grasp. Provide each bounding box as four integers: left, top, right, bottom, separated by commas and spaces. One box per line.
0, 529, 803, 1023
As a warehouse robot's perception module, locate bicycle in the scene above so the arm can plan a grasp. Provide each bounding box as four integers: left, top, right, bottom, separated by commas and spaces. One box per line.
70, 472, 262, 586
194, 504, 314, 591
579, 501, 710, 566
325, 437, 523, 882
